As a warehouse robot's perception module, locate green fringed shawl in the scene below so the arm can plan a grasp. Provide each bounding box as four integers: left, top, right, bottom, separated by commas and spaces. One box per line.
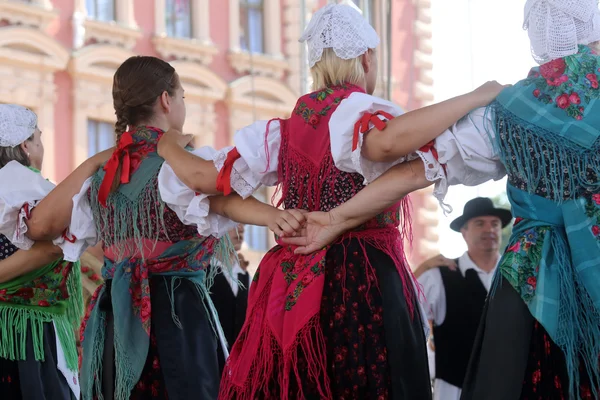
0, 259, 83, 372
0, 165, 83, 371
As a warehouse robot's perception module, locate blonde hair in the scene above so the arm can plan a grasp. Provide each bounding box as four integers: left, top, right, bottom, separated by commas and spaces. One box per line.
311, 48, 372, 91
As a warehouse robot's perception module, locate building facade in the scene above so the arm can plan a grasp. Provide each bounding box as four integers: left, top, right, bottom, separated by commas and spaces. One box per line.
0, 0, 437, 270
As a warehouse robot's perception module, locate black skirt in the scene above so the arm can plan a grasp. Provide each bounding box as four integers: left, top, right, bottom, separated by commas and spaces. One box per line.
461, 277, 599, 399
98, 276, 220, 400
0, 321, 75, 400
288, 238, 432, 400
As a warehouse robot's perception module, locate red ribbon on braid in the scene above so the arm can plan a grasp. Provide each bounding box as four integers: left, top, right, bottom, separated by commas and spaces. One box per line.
352, 110, 395, 151
97, 131, 134, 207
216, 147, 241, 196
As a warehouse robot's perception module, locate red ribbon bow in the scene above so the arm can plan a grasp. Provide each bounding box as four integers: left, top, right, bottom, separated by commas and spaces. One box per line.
98, 131, 134, 207
216, 147, 241, 196
418, 140, 438, 160
352, 110, 395, 151
419, 140, 447, 174
62, 229, 78, 244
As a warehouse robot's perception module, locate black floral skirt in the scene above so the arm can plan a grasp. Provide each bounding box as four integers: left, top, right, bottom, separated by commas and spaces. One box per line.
97, 276, 220, 400
0, 321, 75, 399
461, 278, 599, 399
264, 238, 432, 399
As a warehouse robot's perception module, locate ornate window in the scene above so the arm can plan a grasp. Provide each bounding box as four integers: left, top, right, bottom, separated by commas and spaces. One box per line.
228, 0, 287, 79
165, 0, 192, 39
239, 0, 264, 53
73, 0, 141, 50
87, 119, 114, 156
85, 0, 116, 22
153, 0, 216, 65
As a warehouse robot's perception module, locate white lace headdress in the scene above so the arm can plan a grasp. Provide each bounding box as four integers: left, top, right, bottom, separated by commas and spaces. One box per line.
524, 0, 600, 64
0, 104, 37, 148
299, 3, 380, 68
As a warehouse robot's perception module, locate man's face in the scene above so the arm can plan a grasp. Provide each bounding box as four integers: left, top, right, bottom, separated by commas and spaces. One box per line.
229, 225, 245, 252
461, 216, 502, 253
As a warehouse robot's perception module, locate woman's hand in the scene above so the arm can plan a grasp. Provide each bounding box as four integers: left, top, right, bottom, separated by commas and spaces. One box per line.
471, 80, 511, 107
279, 209, 353, 254
157, 129, 194, 158
268, 209, 307, 238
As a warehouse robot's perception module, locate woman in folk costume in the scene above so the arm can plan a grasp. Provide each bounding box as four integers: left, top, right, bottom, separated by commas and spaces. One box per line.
288, 1, 600, 399
0, 104, 108, 399
156, 4, 505, 398
25, 55, 305, 400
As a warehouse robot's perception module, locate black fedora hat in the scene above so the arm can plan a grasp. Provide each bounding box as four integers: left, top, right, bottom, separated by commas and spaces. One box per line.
450, 197, 513, 232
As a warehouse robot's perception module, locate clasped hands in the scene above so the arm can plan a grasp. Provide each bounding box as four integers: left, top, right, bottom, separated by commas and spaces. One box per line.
267, 208, 352, 255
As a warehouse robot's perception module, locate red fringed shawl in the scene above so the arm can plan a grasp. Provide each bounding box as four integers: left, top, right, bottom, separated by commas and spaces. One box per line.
218, 84, 416, 399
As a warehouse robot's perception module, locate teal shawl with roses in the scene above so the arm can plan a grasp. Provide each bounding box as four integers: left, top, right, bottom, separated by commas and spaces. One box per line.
486, 45, 600, 398
79, 127, 234, 400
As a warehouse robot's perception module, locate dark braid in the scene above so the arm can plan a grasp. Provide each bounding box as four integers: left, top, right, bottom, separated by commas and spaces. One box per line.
108, 56, 179, 194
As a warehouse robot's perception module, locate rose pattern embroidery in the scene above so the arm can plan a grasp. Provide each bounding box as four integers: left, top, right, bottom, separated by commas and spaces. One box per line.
283, 253, 326, 311
500, 226, 548, 302
294, 84, 361, 128
524, 45, 600, 120
584, 195, 600, 240
0, 262, 73, 307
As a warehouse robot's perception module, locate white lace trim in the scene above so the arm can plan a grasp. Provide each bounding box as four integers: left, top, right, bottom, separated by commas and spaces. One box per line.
12, 201, 36, 250
415, 150, 452, 215
213, 149, 258, 199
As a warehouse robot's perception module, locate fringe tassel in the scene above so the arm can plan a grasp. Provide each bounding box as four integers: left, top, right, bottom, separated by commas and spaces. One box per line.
83, 310, 106, 400
113, 324, 139, 400
89, 170, 167, 262
551, 232, 600, 399
485, 102, 600, 203
0, 306, 79, 371
66, 261, 84, 331
218, 277, 332, 400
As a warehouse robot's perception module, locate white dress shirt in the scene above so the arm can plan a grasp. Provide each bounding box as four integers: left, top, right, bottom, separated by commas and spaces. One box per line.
418, 252, 498, 400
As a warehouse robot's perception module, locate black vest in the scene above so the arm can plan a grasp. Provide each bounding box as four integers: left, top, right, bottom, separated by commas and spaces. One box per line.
432, 263, 487, 388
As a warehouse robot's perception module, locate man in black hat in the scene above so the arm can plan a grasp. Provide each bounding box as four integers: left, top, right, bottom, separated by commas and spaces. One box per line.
416, 197, 512, 400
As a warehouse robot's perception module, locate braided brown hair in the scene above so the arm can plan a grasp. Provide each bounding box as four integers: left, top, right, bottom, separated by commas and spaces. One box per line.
109, 56, 179, 192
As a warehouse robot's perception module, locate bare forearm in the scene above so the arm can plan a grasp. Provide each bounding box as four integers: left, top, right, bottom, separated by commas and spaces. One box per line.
27, 148, 113, 240
209, 195, 276, 227
161, 146, 220, 194
0, 242, 63, 283
363, 92, 484, 162
332, 160, 432, 230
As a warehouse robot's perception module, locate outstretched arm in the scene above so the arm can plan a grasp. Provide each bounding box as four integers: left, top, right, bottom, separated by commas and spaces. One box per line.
209, 195, 306, 238
328, 159, 431, 228
0, 241, 63, 283
26, 148, 114, 241
362, 81, 507, 162
157, 133, 220, 194
281, 159, 433, 253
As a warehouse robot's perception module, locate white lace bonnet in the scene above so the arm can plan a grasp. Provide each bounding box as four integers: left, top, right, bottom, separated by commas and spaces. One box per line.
299, 3, 380, 68
524, 0, 600, 64
0, 104, 37, 148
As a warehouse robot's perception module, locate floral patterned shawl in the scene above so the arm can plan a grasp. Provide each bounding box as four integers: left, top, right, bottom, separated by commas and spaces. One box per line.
486, 45, 600, 398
